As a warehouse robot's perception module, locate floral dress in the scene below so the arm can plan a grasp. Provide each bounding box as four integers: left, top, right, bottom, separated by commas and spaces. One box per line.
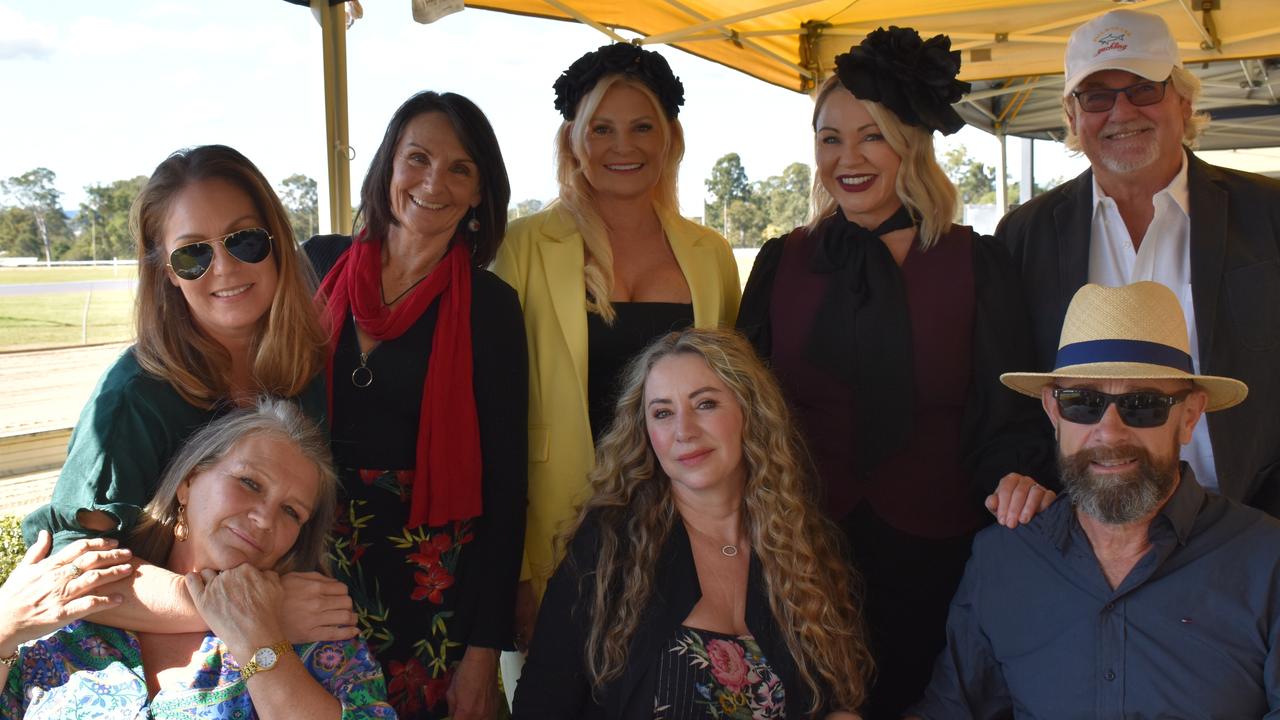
326, 285, 528, 720
653, 626, 786, 719
330, 468, 475, 717
0, 620, 393, 719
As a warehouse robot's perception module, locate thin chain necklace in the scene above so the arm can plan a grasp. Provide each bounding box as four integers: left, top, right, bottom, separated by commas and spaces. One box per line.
685, 522, 743, 558
380, 271, 431, 307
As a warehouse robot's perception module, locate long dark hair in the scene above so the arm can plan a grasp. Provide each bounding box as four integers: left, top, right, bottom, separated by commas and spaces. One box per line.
358, 91, 511, 267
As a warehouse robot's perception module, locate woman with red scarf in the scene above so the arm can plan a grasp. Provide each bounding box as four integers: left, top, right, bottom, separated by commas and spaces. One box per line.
305, 91, 527, 720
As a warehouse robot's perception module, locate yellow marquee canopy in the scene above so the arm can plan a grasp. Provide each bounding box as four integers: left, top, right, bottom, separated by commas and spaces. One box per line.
470, 0, 1280, 92
307, 0, 1280, 230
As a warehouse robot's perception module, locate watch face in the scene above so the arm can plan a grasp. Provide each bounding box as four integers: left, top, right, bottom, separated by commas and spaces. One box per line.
253, 647, 279, 669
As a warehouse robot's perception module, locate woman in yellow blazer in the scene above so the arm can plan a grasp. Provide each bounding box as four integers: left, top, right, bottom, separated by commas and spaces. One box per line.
493, 42, 740, 647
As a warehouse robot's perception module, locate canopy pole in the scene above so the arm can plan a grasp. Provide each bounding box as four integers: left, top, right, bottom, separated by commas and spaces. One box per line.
1020, 137, 1034, 205
996, 127, 1009, 214
318, 0, 353, 235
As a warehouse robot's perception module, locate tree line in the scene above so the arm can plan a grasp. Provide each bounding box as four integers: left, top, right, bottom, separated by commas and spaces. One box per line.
0, 169, 320, 262
2, 146, 1036, 261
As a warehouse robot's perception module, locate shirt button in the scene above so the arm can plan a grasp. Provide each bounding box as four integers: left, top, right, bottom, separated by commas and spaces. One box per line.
1104, 602, 1115, 611
1104, 670, 1116, 681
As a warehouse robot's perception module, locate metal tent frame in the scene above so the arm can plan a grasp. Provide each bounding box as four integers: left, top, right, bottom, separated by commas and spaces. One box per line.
293, 0, 1280, 230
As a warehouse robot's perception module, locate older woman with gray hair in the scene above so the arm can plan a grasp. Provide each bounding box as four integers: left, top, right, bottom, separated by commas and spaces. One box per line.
0, 398, 393, 719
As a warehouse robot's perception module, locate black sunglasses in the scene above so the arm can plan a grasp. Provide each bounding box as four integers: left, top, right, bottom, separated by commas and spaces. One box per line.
167, 228, 273, 281
1071, 79, 1168, 113
1053, 387, 1190, 428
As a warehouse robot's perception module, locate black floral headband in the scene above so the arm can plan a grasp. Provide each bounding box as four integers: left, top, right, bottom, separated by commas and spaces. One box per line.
835, 26, 971, 136
553, 42, 685, 121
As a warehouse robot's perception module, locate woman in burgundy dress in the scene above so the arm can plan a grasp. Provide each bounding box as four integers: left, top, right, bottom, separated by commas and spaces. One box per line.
737, 27, 1054, 719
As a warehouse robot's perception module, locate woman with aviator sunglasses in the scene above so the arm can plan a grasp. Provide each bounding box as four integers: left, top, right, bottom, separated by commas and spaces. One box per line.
22, 145, 356, 652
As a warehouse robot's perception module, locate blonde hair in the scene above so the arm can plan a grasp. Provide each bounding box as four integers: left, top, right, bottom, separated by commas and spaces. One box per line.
561, 328, 872, 713
1063, 66, 1210, 151
127, 397, 338, 574
131, 145, 328, 409
554, 75, 685, 324
807, 75, 958, 249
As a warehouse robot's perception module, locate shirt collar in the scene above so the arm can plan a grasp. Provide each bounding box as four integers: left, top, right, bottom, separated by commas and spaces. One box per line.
1045, 460, 1204, 552
1154, 461, 1205, 546
1090, 150, 1190, 217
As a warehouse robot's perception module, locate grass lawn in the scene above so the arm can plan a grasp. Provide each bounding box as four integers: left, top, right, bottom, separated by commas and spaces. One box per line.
0, 289, 134, 350
0, 265, 138, 285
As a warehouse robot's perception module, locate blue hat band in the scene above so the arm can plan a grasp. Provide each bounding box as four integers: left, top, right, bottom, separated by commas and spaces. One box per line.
1055, 339, 1193, 373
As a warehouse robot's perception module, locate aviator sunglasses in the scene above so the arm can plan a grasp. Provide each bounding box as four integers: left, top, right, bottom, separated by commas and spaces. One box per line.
1071, 78, 1169, 113
167, 228, 273, 281
1052, 387, 1191, 428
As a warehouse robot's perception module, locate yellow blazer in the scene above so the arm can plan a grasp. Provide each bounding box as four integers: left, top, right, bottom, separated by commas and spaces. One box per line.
493, 205, 741, 597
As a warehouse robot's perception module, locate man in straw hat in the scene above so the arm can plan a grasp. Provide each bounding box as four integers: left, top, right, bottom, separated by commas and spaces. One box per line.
996, 8, 1280, 516
909, 282, 1280, 718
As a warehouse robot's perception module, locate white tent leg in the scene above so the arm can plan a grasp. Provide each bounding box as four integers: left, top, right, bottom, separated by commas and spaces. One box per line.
997, 130, 1008, 214
1020, 136, 1034, 205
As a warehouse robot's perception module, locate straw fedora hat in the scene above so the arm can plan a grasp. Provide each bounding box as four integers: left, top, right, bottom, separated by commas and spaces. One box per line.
1001, 282, 1248, 412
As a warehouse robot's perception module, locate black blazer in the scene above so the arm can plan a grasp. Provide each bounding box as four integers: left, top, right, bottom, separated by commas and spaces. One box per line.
997, 151, 1280, 516
512, 512, 827, 719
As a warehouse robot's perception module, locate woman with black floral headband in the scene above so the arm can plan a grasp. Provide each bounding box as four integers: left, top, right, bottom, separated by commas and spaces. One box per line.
493, 43, 740, 649
737, 26, 1055, 718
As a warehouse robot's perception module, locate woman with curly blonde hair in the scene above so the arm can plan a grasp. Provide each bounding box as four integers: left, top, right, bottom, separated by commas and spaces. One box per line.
513, 328, 870, 719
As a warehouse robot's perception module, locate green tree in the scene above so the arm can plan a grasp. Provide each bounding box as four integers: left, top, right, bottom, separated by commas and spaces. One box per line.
941, 146, 995, 206
756, 162, 811, 239
1, 168, 71, 261
278, 174, 319, 243
68, 176, 147, 260
704, 153, 751, 236
508, 198, 544, 221
724, 197, 768, 248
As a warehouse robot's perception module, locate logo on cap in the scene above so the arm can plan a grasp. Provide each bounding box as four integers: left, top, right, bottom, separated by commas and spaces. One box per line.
1094, 28, 1129, 56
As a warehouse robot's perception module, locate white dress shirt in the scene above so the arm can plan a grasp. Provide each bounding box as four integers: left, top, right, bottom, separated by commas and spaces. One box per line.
1088, 154, 1219, 491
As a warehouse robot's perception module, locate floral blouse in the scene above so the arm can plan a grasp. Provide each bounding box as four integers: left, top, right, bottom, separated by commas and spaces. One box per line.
653, 626, 786, 719
1, 620, 395, 719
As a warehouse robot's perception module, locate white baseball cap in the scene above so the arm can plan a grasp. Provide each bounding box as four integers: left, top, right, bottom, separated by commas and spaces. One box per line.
1063, 10, 1181, 97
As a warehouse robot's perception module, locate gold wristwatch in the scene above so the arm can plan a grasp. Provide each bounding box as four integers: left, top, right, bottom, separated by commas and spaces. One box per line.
241, 641, 293, 680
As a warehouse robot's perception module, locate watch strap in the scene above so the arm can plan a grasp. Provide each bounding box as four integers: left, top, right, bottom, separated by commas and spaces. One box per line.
241, 641, 293, 681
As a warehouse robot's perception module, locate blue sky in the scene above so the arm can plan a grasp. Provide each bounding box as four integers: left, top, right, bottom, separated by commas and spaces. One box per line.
0, 1, 1085, 232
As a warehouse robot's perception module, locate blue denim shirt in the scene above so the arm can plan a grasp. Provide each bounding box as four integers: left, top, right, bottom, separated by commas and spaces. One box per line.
912, 465, 1280, 719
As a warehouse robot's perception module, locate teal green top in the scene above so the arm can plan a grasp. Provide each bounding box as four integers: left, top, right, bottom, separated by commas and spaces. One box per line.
21, 347, 325, 550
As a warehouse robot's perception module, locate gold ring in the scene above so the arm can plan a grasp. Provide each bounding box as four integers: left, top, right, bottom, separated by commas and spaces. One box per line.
69, 563, 83, 579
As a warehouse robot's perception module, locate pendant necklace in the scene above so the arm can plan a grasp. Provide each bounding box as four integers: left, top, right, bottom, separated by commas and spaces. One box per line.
687, 522, 742, 558
351, 351, 373, 388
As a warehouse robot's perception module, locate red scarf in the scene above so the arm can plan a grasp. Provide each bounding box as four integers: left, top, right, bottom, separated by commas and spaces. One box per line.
318, 231, 481, 527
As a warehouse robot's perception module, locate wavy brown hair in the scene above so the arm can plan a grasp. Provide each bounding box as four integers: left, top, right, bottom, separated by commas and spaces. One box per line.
807, 74, 958, 250
553, 74, 684, 324
128, 397, 338, 574
131, 145, 328, 408
560, 328, 872, 713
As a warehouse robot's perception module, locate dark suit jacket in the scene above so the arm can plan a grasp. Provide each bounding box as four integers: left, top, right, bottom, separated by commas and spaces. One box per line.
997, 150, 1280, 516
512, 511, 826, 719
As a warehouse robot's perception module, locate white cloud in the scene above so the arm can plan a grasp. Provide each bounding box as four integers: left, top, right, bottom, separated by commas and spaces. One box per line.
0, 5, 57, 61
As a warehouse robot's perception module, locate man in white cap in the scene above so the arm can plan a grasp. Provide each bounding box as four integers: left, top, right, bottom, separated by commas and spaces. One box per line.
908, 281, 1280, 718
995, 9, 1280, 517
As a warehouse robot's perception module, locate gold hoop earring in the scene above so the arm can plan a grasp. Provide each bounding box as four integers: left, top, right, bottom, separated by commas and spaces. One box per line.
174, 503, 189, 542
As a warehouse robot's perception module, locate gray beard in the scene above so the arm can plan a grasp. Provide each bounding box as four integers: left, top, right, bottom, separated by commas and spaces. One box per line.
1059, 443, 1179, 524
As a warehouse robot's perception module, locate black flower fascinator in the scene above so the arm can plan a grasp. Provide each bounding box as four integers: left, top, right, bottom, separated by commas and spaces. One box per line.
553, 42, 686, 121
835, 26, 971, 135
